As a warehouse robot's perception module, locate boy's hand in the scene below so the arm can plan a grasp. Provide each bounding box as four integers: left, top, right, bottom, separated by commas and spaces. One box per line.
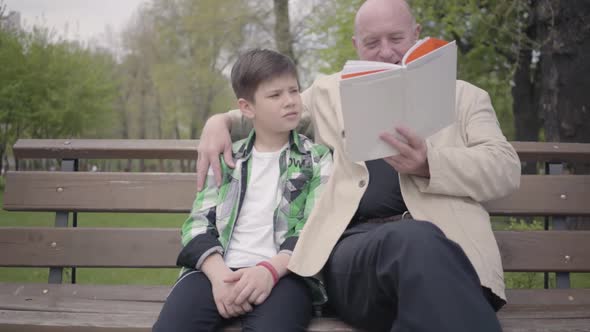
224, 266, 275, 306
210, 270, 253, 318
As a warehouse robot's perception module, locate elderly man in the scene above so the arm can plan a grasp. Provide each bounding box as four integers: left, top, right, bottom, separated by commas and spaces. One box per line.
195, 0, 520, 331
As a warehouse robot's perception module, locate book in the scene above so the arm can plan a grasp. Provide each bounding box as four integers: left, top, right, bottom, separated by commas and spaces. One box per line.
339, 37, 457, 161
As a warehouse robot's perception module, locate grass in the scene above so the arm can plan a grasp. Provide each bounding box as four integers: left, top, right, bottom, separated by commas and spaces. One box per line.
1, 191, 589, 288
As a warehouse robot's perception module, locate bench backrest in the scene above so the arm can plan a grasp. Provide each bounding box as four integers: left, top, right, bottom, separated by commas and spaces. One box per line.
2, 140, 590, 281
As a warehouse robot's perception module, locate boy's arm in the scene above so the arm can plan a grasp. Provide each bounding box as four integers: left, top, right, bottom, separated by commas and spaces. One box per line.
280, 145, 333, 255
176, 166, 224, 271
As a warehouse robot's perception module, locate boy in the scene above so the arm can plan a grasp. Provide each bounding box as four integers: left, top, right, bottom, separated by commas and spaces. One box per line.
153, 49, 332, 331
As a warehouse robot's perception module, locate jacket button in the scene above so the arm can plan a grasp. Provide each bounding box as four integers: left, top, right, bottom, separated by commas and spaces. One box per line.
341, 130, 345, 138
358, 180, 366, 188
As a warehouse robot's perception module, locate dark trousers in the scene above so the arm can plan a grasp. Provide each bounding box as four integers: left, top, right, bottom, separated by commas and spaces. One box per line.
324, 220, 503, 332
153, 270, 312, 332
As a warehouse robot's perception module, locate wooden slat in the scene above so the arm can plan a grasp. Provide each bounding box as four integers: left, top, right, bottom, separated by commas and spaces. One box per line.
498, 304, 590, 320
500, 319, 590, 332
13, 139, 199, 160
3, 171, 196, 212
0, 228, 180, 268
0, 310, 157, 332
5, 171, 590, 215
511, 141, 590, 163
0, 295, 160, 314
12, 139, 590, 163
1, 303, 590, 332
1, 228, 589, 271
0, 283, 170, 302
1, 283, 589, 306
0, 310, 359, 332
497, 231, 590, 272
483, 175, 590, 216
506, 289, 590, 306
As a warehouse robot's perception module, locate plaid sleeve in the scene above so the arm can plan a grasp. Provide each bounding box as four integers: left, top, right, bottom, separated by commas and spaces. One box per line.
279, 145, 333, 253
176, 166, 224, 270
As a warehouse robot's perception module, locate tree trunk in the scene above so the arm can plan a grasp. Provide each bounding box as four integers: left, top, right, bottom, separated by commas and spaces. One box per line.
155, 93, 164, 172
512, 5, 542, 144
139, 82, 147, 172
535, 0, 590, 144
534, 0, 590, 228
512, 11, 542, 175
273, 0, 295, 63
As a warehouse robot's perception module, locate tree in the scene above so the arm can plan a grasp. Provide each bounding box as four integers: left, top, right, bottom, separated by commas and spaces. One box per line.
147, 0, 251, 139
0, 23, 118, 171
516, 0, 590, 145
273, 0, 295, 62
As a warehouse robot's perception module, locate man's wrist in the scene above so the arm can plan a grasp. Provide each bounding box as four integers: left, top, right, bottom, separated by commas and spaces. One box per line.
212, 112, 232, 131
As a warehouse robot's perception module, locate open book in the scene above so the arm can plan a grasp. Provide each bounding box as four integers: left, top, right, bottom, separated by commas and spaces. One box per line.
339, 37, 457, 161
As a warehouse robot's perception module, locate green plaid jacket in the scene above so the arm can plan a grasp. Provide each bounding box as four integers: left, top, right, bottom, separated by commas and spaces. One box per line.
176, 130, 332, 304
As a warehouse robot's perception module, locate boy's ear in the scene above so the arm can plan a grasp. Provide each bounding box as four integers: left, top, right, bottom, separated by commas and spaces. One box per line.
238, 98, 255, 120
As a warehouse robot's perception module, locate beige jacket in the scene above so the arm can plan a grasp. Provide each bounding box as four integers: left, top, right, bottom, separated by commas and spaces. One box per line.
228, 73, 521, 300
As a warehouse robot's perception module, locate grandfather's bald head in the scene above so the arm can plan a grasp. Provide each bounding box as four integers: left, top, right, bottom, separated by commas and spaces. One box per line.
354, 0, 415, 36
352, 0, 421, 63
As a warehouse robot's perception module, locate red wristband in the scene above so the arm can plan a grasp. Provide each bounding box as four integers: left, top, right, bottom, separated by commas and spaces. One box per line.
256, 261, 279, 285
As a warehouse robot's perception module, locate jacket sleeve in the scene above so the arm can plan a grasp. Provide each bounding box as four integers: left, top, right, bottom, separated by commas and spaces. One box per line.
279, 145, 333, 254
413, 85, 521, 202
176, 166, 224, 270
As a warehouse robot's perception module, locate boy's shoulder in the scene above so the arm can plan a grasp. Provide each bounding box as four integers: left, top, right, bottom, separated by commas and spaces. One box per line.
294, 132, 331, 158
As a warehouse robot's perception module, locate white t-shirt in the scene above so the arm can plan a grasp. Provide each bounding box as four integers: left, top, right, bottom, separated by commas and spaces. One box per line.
224, 146, 284, 268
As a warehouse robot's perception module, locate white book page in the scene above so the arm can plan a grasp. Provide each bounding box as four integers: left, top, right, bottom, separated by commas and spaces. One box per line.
340, 69, 406, 161
403, 41, 457, 139
341, 60, 401, 77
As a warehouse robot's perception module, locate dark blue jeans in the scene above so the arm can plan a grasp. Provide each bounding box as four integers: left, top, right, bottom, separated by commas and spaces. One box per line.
324, 220, 503, 332
153, 270, 312, 332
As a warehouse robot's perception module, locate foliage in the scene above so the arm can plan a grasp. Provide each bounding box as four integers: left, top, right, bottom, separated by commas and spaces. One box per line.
111, 0, 254, 141
0, 25, 118, 166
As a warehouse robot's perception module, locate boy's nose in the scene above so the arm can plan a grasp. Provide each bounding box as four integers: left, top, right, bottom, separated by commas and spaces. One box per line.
284, 94, 296, 107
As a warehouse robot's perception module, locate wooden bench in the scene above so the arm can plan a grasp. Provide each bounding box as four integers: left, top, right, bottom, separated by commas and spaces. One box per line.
1, 139, 589, 331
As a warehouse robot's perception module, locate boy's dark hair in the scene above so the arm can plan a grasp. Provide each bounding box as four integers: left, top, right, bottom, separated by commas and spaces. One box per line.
231, 49, 298, 102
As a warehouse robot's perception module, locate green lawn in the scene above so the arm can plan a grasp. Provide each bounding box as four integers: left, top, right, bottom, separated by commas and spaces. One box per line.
1, 191, 589, 288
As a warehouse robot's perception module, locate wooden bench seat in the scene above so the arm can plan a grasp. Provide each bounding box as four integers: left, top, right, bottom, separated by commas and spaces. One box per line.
1, 286, 589, 331
1, 139, 590, 331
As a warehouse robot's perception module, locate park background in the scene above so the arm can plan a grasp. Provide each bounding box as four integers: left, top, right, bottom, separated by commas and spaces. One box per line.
0, 0, 588, 288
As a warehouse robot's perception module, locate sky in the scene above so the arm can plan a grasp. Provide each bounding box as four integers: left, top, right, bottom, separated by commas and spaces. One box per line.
3, 0, 146, 44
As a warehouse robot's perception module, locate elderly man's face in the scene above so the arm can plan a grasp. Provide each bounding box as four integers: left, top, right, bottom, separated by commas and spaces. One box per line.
352, 0, 421, 64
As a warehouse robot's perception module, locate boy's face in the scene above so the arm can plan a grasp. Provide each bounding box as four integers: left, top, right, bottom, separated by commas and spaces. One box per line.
239, 74, 301, 134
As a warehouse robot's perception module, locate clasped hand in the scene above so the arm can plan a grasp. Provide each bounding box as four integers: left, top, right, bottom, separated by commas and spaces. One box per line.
212, 266, 275, 318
